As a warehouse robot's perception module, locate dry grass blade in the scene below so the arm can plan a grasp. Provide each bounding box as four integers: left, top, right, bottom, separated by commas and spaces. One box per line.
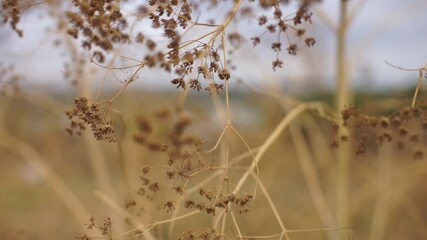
234, 103, 308, 194
0, 128, 97, 236
289, 121, 335, 235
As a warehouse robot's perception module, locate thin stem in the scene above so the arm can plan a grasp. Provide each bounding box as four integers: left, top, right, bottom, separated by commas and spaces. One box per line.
335, 0, 349, 111
234, 103, 308, 194
384, 60, 422, 71
94, 191, 155, 240
384, 60, 425, 107
205, 126, 228, 153
229, 208, 243, 240
109, 65, 143, 103
289, 121, 336, 238
411, 70, 423, 108
252, 172, 290, 240
235, 226, 352, 239
369, 143, 392, 240
336, 1, 351, 235
0, 128, 97, 236
222, 32, 232, 126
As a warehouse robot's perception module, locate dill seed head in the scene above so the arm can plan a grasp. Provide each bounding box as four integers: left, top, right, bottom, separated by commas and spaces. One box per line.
65, 97, 115, 142
272, 59, 283, 71
251, 36, 261, 46
271, 42, 282, 52
398, 128, 408, 137
413, 150, 423, 160
380, 118, 389, 128
0, 63, 23, 97
149, 182, 160, 192
162, 201, 175, 212
258, 15, 268, 25
146, 141, 165, 152
410, 134, 420, 143
136, 116, 152, 134
133, 134, 146, 144
287, 44, 299, 55
305, 37, 316, 47
1, 0, 23, 37
396, 141, 405, 151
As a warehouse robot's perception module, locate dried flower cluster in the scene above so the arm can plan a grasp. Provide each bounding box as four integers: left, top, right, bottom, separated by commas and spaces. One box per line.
143, 0, 319, 91
1, 0, 23, 36
134, 108, 205, 196
76, 216, 113, 240
1, 0, 320, 90
65, 97, 115, 142
133, 107, 199, 153
62, 0, 320, 101
62, 55, 86, 86
332, 105, 427, 160
178, 229, 221, 240
133, 107, 254, 216
167, 47, 228, 95
1, 1, 321, 139
183, 190, 254, 215
1, 2, 321, 237
250, 0, 319, 70
0, 63, 23, 96
65, 0, 129, 52
138, 1, 229, 94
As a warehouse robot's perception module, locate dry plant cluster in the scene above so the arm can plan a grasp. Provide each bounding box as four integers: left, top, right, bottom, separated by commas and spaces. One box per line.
334, 105, 427, 160
0, 63, 23, 96
1, 0, 427, 240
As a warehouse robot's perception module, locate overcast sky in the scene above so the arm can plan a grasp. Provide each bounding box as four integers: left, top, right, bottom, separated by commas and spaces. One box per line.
0, 0, 426, 92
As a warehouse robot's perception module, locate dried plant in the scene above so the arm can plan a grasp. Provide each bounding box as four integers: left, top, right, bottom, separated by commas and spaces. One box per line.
0, 63, 23, 96
332, 105, 427, 160
3, 1, 427, 240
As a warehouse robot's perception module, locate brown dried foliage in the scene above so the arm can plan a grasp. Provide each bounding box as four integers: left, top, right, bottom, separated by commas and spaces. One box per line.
250, 0, 319, 70
65, 97, 115, 142
76, 216, 113, 239
333, 105, 427, 159
1, 1, 323, 237
0, 1, 321, 144
0, 63, 23, 96
66, 0, 129, 51
1, 0, 23, 36
133, 106, 254, 216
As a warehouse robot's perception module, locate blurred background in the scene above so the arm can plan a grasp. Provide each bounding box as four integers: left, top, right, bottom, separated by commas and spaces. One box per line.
1, 0, 427, 239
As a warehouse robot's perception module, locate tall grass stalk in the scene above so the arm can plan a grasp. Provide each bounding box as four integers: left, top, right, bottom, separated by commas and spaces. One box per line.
77, 66, 114, 197
336, 0, 352, 236
369, 143, 392, 240
94, 190, 157, 240
0, 129, 97, 236
289, 120, 335, 239
74, 48, 127, 233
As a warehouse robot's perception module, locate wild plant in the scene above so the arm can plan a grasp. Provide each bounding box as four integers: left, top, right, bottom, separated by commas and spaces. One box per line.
1, 0, 427, 240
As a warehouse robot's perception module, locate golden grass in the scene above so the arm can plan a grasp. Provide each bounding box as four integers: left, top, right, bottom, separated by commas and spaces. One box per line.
1, 90, 427, 240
